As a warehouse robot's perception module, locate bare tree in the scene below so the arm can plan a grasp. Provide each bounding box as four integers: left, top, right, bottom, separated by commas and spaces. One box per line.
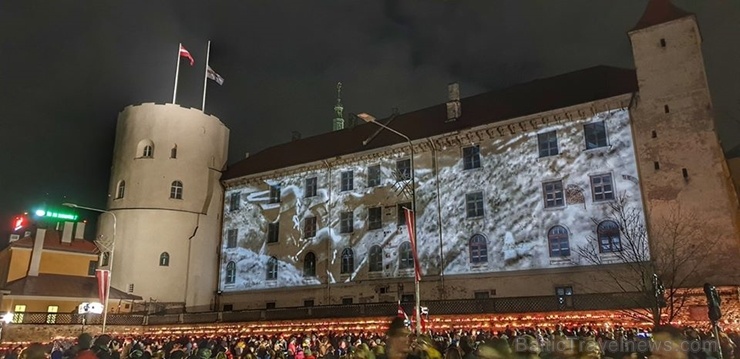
574, 195, 723, 325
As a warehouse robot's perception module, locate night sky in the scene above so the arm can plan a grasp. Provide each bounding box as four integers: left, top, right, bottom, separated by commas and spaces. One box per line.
1, 1, 738, 241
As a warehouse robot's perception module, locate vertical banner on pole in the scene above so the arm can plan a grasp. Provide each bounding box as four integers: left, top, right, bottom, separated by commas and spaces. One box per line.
96, 269, 110, 305
403, 208, 421, 281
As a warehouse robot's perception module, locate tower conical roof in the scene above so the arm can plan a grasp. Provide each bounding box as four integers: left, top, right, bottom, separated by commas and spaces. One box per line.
631, 0, 693, 32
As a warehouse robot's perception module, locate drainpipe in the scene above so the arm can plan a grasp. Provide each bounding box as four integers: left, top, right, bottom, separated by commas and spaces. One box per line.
323, 160, 333, 304
427, 138, 445, 296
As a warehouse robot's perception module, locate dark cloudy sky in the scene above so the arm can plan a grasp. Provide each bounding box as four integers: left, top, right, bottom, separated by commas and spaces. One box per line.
1, 0, 738, 240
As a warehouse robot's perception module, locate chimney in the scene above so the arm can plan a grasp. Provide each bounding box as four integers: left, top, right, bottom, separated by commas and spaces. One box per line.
28, 228, 45, 277
446, 82, 461, 122
8, 234, 19, 243
62, 221, 74, 243
245, 152, 250, 159
74, 221, 86, 240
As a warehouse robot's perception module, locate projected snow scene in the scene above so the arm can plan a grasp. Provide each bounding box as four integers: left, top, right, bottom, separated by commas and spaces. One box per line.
220, 108, 644, 292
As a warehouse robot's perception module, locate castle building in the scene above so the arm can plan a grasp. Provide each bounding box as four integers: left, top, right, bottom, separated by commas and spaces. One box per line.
216, 0, 740, 313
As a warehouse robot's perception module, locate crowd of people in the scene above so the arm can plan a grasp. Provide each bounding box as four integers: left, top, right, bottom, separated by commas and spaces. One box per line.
3, 319, 738, 359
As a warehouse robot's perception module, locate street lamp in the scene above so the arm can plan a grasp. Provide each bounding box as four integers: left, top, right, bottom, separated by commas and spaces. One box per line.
63, 202, 116, 334
355, 112, 421, 334
1, 312, 13, 343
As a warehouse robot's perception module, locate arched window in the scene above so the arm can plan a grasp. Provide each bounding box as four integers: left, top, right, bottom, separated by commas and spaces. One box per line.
266, 256, 278, 280
548, 226, 570, 257
143, 145, 153, 158
303, 252, 316, 277
340, 248, 354, 274
469, 234, 488, 264
170, 145, 177, 159
597, 220, 622, 253
159, 252, 170, 266
225, 261, 236, 284
398, 242, 413, 269
136, 139, 155, 159
369, 245, 383, 272
116, 181, 125, 199
170, 180, 183, 199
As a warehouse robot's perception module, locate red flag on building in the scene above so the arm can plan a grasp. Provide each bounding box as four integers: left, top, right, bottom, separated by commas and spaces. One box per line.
179, 44, 195, 66
403, 208, 421, 282
95, 269, 110, 305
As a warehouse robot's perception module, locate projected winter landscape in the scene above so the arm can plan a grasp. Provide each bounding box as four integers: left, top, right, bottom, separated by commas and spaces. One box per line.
220, 108, 644, 292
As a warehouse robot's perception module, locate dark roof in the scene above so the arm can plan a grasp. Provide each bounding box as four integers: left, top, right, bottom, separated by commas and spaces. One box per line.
3, 274, 142, 300
631, 0, 693, 32
727, 144, 740, 159
9, 230, 98, 254
224, 65, 638, 180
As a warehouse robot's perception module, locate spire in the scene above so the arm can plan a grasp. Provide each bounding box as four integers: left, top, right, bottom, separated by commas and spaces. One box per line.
332, 82, 345, 131
631, 0, 693, 32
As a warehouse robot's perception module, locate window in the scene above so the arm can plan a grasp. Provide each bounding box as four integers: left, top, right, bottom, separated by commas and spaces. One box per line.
170, 180, 183, 199
266, 302, 276, 309
12, 305, 25, 323
397, 203, 411, 226
597, 220, 622, 253
223, 304, 234, 311
87, 261, 97, 276
401, 294, 414, 303
116, 181, 125, 199
548, 226, 570, 257
396, 159, 411, 180
143, 145, 153, 158
303, 252, 316, 277
170, 145, 177, 159
543, 180, 565, 208
340, 248, 354, 274
469, 234, 488, 264
159, 252, 170, 266
227, 229, 238, 248
466, 192, 484, 218
269, 185, 281, 203
399, 241, 414, 269
369, 245, 383, 272
128, 284, 134, 293
368, 207, 382, 230
341, 171, 354, 191
267, 223, 279, 243
474, 291, 490, 299
229, 192, 240, 212
660, 38, 666, 47
266, 256, 278, 280
342, 297, 353, 305
101, 252, 110, 267
305, 177, 317, 198
538, 131, 559, 157
46, 306, 58, 324
340, 211, 353, 234
304, 217, 317, 239
303, 300, 315, 307
367, 165, 381, 187
556, 286, 574, 308
584, 122, 608, 149
591, 173, 615, 202
463, 145, 481, 170
225, 261, 236, 284
664, 104, 670, 113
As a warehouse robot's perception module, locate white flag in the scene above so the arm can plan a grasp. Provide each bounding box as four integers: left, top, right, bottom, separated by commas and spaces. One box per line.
207, 65, 224, 85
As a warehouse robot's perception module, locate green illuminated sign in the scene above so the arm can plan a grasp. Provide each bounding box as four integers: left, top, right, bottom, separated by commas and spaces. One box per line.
34, 209, 78, 221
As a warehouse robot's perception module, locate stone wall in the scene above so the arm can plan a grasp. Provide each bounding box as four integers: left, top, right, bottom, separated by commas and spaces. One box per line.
2, 325, 143, 344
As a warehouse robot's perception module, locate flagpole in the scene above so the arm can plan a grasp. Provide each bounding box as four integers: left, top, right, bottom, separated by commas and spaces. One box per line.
173, 43, 182, 104
201, 40, 211, 111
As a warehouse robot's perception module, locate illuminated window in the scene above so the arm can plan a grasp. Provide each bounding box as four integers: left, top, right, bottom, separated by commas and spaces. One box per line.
548, 226, 570, 257
170, 181, 183, 199
143, 145, 153, 158
543, 180, 565, 208
229, 192, 240, 211
399, 241, 413, 269
46, 305, 58, 324
304, 216, 317, 238
266, 256, 278, 280
303, 252, 316, 277
116, 181, 125, 199
170, 145, 177, 159
269, 185, 281, 203
465, 192, 484, 218
225, 261, 236, 284
367, 165, 381, 187
101, 252, 110, 266
12, 305, 26, 323
267, 223, 279, 243
538, 131, 559, 157
396, 159, 411, 180
397, 203, 412, 226
597, 220, 622, 253
226, 229, 238, 248
590, 173, 615, 202
340, 248, 354, 274
305, 177, 317, 198
584, 122, 608, 149
463, 145, 481, 170
340, 211, 353, 233
556, 286, 574, 308
469, 234, 488, 264
159, 252, 170, 266
369, 245, 383, 272
341, 171, 354, 191
368, 207, 382, 230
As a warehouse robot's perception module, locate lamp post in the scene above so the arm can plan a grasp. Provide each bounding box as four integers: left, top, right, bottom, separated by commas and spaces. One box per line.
356, 113, 421, 334
0, 312, 13, 343
63, 202, 116, 334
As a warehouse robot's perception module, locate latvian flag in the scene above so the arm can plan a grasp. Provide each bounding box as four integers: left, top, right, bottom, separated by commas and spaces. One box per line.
403, 208, 422, 281
207, 66, 225, 85
96, 269, 111, 305
180, 44, 195, 66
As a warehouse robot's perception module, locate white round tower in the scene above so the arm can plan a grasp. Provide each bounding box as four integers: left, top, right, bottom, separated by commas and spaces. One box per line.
99, 103, 229, 309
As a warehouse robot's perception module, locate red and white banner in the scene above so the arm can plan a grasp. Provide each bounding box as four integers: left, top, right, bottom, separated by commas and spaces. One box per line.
95, 269, 110, 305
403, 208, 422, 282
397, 301, 408, 320
179, 45, 195, 66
